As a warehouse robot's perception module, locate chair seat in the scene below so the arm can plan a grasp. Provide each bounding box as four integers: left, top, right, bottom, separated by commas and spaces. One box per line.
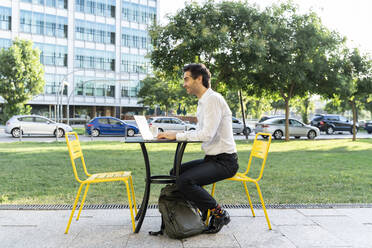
86, 171, 132, 182
228, 172, 255, 182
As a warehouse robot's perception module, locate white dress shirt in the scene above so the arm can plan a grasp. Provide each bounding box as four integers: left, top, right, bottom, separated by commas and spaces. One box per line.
176, 88, 237, 155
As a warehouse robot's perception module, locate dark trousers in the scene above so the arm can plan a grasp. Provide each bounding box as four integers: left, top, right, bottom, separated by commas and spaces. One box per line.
174, 153, 239, 211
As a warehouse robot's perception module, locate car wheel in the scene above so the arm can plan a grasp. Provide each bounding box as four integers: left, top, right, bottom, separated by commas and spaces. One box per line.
273, 130, 283, 140
91, 129, 100, 137
54, 128, 65, 138
350, 128, 358, 134
243, 127, 251, 136
11, 128, 21, 138
189, 128, 195, 131
127, 128, 135, 137
368, 131, 372, 134
295, 136, 301, 139
262, 135, 269, 140
307, 130, 316, 140
158, 128, 164, 132
326, 126, 334, 134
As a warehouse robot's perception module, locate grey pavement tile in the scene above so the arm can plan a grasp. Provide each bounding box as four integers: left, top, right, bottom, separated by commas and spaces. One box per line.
310, 216, 372, 247
224, 217, 296, 248
268, 209, 316, 226
337, 208, 372, 224
126, 232, 183, 248
297, 208, 347, 216
182, 233, 239, 248
278, 225, 349, 247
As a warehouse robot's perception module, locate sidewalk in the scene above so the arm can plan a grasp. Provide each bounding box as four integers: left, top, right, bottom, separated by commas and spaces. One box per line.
1, 207, 372, 248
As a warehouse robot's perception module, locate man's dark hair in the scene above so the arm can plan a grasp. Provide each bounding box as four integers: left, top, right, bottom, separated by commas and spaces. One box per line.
183, 63, 211, 88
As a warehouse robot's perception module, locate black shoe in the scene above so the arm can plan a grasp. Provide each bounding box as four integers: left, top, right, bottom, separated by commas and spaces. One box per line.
201, 210, 208, 222
205, 209, 230, 234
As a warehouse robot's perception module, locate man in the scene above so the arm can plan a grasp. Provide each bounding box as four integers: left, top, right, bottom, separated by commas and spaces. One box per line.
157, 63, 239, 233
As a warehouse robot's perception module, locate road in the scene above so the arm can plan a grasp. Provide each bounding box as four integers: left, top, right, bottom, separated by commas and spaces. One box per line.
0, 125, 371, 142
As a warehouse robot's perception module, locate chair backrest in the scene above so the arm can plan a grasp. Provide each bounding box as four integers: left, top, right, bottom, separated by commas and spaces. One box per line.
244, 132, 272, 181
65, 132, 90, 183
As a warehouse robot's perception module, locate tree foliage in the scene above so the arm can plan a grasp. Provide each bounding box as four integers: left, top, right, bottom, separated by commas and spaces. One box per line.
0, 39, 45, 121
149, 0, 345, 140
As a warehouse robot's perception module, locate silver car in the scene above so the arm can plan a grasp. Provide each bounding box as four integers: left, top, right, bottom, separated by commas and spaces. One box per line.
254, 117, 320, 140
148, 117, 196, 132
5, 115, 73, 138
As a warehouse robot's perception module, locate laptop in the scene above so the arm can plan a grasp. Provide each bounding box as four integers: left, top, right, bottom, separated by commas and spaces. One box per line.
134, 115, 158, 140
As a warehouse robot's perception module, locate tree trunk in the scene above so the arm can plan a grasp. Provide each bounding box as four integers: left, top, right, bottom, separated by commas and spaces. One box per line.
285, 98, 290, 141
239, 90, 248, 140
351, 100, 357, 141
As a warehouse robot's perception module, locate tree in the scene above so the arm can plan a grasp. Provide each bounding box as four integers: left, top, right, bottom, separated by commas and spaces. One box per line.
149, 1, 344, 141
137, 75, 184, 115
0, 39, 45, 122
292, 94, 314, 124
321, 48, 372, 141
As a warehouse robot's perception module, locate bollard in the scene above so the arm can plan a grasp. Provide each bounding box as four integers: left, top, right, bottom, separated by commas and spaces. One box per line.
90, 125, 93, 141
19, 124, 22, 142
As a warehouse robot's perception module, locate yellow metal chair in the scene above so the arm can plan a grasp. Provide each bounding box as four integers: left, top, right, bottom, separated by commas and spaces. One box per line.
207, 132, 272, 229
64, 132, 137, 234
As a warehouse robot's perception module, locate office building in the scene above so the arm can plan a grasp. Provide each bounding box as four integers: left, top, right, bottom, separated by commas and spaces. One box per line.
0, 0, 157, 120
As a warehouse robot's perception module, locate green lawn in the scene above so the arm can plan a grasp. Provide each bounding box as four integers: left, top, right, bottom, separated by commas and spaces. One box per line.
1, 139, 372, 205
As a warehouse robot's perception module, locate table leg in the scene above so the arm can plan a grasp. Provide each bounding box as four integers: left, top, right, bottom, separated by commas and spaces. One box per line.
174, 142, 187, 177
134, 143, 151, 233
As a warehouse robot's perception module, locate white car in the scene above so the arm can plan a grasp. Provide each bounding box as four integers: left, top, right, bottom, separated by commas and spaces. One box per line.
5, 115, 73, 138
148, 117, 196, 132
254, 117, 320, 140
232, 117, 252, 135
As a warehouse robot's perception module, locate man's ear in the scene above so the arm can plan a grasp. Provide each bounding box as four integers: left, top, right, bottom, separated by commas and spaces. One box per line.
197, 75, 203, 83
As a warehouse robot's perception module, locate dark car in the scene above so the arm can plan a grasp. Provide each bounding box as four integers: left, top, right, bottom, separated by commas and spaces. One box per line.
86, 117, 139, 137
365, 121, 372, 134
310, 114, 358, 134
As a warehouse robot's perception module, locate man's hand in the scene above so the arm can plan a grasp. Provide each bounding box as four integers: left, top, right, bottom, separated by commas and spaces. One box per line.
157, 131, 177, 140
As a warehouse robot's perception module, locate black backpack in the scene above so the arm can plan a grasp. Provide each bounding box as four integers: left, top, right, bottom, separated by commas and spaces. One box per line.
149, 184, 207, 239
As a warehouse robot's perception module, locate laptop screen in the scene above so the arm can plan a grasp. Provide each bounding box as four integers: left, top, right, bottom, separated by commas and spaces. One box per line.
134, 115, 155, 140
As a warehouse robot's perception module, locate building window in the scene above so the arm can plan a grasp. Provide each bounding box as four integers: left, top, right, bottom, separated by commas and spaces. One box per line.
35, 43, 68, 67
20, 10, 68, 38
122, 1, 156, 25
75, 0, 116, 18
74, 76, 115, 97
122, 27, 150, 49
21, 0, 68, 9
75, 19, 115, 44
0, 7, 11, 31
121, 81, 139, 97
75, 48, 115, 71
121, 53, 149, 74
0, 38, 11, 49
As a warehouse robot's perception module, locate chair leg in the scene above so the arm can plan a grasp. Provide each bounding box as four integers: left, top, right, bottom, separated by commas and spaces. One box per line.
65, 184, 84, 234
76, 184, 90, 221
205, 183, 217, 226
255, 182, 272, 230
129, 176, 137, 215
243, 182, 255, 217
124, 180, 136, 232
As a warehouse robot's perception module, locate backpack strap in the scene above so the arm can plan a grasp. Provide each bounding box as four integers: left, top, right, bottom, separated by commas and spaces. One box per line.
149, 216, 165, 236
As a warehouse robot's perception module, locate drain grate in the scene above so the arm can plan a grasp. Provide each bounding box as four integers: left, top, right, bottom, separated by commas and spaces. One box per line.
1, 203, 372, 210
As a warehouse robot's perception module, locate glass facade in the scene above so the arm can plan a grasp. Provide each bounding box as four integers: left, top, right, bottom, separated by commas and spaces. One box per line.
121, 80, 140, 97
122, 1, 156, 25
34, 43, 68, 66
75, 48, 115, 71
0, 6, 11, 30
0, 38, 11, 49
75, 0, 116, 18
44, 74, 65, 94
121, 53, 150, 74
75, 19, 115, 44
20, 10, 68, 38
21, 0, 68, 9
74, 76, 115, 97
122, 27, 149, 49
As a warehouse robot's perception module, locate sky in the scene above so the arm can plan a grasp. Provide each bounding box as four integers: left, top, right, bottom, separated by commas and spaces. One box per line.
158, 0, 372, 55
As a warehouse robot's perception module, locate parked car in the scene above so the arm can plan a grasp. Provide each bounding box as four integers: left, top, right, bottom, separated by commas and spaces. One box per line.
85, 117, 139, 137
232, 117, 251, 135
148, 117, 196, 132
310, 114, 358, 134
255, 117, 320, 140
258, 115, 285, 123
365, 121, 372, 134
5, 115, 73, 138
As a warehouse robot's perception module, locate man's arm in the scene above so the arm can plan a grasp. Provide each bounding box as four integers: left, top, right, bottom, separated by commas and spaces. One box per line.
157, 131, 177, 140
